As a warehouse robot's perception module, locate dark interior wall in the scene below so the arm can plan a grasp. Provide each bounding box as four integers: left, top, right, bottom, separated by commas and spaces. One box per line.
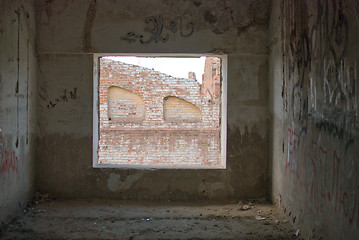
269, 0, 359, 239
0, 0, 37, 224
35, 0, 270, 201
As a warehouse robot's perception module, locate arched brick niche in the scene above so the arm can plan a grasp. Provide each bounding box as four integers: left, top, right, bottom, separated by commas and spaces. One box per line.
163, 96, 201, 122
107, 86, 145, 122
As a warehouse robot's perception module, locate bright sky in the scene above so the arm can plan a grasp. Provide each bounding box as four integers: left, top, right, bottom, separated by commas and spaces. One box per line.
105, 56, 206, 83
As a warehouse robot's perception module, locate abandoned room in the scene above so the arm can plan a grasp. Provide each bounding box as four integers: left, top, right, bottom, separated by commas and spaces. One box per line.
0, 0, 358, 239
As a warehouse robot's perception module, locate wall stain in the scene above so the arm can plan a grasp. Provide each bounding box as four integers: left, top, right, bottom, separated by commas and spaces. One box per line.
204, 11, 217, 23
107, 172, 145, 192
227, 125, 269, 199
83, 0, 97, 52
0, 20, 4, 34
194, 1, 202, 7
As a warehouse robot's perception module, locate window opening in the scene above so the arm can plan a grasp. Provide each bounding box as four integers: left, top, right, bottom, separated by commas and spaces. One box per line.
93, 55, 227, 169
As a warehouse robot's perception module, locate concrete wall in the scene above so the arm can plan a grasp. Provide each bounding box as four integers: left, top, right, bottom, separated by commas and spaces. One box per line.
35, 0, 270, 200
2, 1, 358, 237
0, 0, 37, 225
269, 0, 359, 239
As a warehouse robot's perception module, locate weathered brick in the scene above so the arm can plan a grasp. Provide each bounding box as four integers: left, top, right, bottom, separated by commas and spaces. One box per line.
98, 57, 222, 167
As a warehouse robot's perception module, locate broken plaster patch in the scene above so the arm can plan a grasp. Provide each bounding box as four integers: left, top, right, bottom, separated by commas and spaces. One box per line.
198, 181, 226, 198
107, 172, 145, 192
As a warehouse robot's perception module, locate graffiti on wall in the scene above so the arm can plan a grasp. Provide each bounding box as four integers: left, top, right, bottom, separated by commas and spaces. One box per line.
281, 0, 359, 233
121, 11, 196, 44
287, 128, 359, 229
47, 87, 77, 109
0, 128, 19, 174
283, 0, 358, 148
120, 1, 269, 44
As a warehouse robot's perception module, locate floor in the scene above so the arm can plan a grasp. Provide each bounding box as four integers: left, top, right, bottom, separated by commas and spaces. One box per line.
1, 198, 301, 240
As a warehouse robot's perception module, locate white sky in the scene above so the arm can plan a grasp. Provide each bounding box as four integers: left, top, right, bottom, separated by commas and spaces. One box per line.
105, 56, 206, 83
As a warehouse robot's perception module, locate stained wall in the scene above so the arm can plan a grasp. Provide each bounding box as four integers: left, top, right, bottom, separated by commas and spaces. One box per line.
35, 0, 270, 200
269, 0, 359, 239
0, 0, 37, 225
1, 0, 358, 238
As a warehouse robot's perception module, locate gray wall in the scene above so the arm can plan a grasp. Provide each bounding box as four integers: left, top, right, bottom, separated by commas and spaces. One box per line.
35, 0, 270, 201
269, 0, 359, 239
0, 0, 37, 224
2, 1, 358, 239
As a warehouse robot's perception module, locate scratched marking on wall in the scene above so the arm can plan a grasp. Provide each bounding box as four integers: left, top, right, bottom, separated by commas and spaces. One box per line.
120, 1, 269, 45
281, 0, 359, 233
121, 12, 196, 44
283, 0, 358, 149
0, 127, 19, 174
47, 87, 77, 109
287, 128, 359, 229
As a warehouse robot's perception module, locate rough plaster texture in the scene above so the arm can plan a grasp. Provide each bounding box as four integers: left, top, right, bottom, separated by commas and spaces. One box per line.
269, 0, 359, 239
35, 0, 270, 201
0, 0, 37, 225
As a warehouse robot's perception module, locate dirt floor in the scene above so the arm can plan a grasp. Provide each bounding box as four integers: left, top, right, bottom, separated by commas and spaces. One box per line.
1, 198, 302, 240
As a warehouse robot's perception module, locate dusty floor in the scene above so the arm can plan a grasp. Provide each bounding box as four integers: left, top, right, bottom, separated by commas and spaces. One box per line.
1, 199, 301, 240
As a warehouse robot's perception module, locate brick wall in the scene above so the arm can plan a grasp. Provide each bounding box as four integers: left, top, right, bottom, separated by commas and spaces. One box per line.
163, 96, 202, 122
98, 57, 222, 167
201, 57, 221, 100
107, 86, 145, 122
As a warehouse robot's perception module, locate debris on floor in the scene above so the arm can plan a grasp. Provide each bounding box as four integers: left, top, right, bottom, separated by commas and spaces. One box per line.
1, 199, 303, 240
255, 216, 266, 221
240, 204, 252, 211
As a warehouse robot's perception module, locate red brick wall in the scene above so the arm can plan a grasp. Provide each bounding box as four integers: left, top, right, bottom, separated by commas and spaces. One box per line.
98, 57, 222, 167
201, 57, 221, 100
